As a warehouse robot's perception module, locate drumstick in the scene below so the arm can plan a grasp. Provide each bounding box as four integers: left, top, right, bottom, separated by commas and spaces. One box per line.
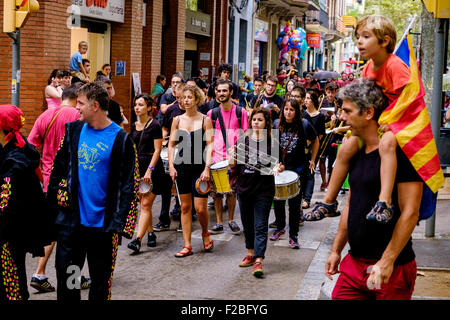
174, 180, 182, 205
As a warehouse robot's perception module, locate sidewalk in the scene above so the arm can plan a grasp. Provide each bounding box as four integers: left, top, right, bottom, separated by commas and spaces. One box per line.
295, 176, 450, 300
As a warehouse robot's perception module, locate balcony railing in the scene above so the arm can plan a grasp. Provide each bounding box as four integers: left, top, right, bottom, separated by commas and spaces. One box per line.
329, 17, 345, 34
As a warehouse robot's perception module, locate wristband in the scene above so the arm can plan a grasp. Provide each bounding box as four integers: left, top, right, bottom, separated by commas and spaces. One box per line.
148, 165, 155, 171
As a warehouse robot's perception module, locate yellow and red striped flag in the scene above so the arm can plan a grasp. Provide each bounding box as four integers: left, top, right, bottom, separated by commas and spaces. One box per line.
379, 35, 444, 193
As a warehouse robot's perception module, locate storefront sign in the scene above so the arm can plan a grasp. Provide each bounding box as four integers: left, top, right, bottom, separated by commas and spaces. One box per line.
306, 33, 321, 48
255, 19, 269, 42
186, 9, 211, 37
72, 0, 125, 23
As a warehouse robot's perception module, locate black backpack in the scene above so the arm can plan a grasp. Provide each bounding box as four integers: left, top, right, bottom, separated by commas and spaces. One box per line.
211, 105, 243, 149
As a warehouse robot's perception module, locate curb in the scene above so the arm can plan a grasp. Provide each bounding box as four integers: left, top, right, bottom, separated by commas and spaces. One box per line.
294, 217, 344, 300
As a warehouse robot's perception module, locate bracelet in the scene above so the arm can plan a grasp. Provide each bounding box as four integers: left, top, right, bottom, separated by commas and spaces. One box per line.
148, 165, 155, 171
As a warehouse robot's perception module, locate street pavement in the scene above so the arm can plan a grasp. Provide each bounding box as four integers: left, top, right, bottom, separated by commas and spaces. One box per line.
24, 172, 450, 300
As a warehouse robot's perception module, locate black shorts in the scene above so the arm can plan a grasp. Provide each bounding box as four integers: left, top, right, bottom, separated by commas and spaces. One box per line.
174, 164, 208, 198
150, 173, 172, 195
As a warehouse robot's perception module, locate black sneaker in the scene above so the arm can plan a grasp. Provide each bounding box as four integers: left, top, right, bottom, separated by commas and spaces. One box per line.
208, 201, 215, 208
147, 232, 157, 247
177, 224, 183, 232
30, 277, 55, 293
228, 220, 241, 234
153, 221, 170, 232
127, 238, 141, 253
210, 223, 224, 234
80, 276, 91, 290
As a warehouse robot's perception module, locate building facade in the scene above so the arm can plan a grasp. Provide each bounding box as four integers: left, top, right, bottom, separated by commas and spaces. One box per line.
0, 0, 229, 134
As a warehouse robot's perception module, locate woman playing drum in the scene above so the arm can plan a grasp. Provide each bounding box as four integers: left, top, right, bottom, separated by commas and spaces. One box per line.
127, 94, 168, 253
271, 99, 319, 248
169, 85, 214, 258
229, 107, 283, 278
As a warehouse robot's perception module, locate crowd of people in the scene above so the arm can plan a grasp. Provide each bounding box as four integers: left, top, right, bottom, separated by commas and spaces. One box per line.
0, 14, 433, 301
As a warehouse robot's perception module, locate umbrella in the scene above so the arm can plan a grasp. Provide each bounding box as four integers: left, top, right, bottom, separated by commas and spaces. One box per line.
312, 71, 341, 80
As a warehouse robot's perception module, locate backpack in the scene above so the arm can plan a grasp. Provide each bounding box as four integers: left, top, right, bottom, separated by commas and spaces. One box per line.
211, 105, 243, 131
418, 184, 438, 222
211, 105, 243, 150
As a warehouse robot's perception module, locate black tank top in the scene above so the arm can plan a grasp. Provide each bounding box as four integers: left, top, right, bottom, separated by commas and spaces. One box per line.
174, 115, 206, 167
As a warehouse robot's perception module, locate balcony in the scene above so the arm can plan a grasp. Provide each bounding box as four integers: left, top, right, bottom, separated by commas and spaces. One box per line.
323, 16, 346, 42
305, 8, 329, 33
259, 0, 320, 17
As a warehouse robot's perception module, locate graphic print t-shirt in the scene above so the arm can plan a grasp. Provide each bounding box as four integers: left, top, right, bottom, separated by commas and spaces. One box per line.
78, 122, 122, 228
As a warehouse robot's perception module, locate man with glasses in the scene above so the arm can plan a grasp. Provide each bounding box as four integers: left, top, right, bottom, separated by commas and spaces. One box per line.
250, 75, 284, 123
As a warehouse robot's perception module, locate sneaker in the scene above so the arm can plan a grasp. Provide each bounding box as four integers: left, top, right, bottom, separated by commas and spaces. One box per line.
268, 221, 277, 228
177, 224, 183, 232
228, 220, 241, 234
127, 238, 141, 253
80, 276, 91, 290
289, 236, 300, 249
210, 223, 224, 234
269, 228, 285, 241
252, 262, 264, 278
239, 255, 256, 267
30, 277, 55, 293
147, 232, 157, 247
208, 201, 215, 209
154, 221, 170, 232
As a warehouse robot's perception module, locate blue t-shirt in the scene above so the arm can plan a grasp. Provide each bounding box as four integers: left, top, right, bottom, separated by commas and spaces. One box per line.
70, 51, 83, 71
78, 122, 122, 228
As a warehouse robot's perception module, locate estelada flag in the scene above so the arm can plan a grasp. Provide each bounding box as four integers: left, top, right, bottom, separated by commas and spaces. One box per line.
378, 35, 444, 193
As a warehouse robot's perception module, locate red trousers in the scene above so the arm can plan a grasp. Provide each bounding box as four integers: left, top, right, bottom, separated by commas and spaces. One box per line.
332, 254, 417, 300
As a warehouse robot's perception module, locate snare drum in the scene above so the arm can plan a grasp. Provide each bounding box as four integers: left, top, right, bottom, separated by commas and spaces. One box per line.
139, 180, 152, 196
195, 179, 211, 195
210, 160, 231, 194
160, 147, 169, 174
274, 170, 300, 200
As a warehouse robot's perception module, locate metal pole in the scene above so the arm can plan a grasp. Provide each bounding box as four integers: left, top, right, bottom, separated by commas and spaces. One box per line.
8, 31, 20, 107
426, 18, 448, 237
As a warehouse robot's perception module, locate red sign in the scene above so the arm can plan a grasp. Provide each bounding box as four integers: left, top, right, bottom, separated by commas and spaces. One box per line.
306, 33, 321, 48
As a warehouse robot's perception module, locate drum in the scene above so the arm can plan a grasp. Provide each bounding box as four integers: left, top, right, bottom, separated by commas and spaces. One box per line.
210, 160, 231, 194
274, 170, 300, 200
138, 180, 152, 196
195, 179, 211, 195
160, 147, 169, 174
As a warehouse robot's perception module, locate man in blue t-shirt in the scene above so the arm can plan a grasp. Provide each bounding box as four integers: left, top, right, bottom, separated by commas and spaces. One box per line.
50, 82, 138, 301
69, 41, 90, 83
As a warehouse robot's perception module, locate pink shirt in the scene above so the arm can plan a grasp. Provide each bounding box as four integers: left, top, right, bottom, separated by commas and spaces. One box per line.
207, 104, 249, 164
28, 106, 80, 191
46, 97, 62, 109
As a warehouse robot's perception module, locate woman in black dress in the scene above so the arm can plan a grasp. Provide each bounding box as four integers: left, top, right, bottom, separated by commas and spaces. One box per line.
127, 94, 168, 253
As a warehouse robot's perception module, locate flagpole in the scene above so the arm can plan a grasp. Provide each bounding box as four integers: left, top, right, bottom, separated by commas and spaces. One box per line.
393, 14, 417, 55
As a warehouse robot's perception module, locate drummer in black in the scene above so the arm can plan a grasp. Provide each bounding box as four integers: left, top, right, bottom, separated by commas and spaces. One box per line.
127, 94, 168, 253
272, 99, 319, 248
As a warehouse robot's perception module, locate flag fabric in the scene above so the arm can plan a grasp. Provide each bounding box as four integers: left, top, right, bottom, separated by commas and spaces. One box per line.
378, 35, 444, 193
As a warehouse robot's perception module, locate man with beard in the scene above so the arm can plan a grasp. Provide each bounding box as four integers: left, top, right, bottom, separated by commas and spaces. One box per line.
207, 80, 249, 234
250, 75, 284, 124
